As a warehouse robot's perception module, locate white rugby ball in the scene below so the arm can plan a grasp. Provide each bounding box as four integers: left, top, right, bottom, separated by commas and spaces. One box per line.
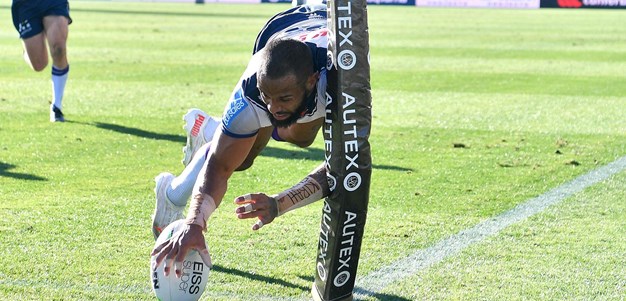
150, 219, 210, 301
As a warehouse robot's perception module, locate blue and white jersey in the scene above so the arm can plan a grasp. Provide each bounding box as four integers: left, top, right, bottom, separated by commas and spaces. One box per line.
220, 4, 328, 138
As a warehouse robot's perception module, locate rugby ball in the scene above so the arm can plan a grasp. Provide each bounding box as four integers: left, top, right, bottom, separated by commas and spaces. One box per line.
150, 219, 210, 301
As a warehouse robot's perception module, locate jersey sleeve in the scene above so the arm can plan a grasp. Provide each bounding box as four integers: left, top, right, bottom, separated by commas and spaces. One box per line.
221, 87, 262, 138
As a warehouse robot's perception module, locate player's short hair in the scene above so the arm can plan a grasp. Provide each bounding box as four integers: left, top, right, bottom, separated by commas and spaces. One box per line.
259, 38, 314, 85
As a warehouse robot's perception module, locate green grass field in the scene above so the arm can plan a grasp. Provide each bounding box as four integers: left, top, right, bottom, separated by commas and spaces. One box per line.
1, 2, 625, 300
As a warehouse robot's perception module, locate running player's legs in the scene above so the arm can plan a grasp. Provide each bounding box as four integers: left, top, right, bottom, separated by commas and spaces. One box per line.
22, 33, 48, 71
42, 1, 72, 121
14, 0, 71, 72
43, 15, 69, 69
13, 0, 48, 71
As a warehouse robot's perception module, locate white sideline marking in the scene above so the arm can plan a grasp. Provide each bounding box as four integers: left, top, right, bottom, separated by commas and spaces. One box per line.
2, 157, 623, 300
354, 155, 626, 300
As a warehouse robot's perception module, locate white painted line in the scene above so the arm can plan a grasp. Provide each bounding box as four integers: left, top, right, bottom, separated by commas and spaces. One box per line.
3, 157, 624, 300
354, 155, 626, 299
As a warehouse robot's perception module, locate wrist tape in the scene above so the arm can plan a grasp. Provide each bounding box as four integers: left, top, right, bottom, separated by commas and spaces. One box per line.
185, 195, 216, 230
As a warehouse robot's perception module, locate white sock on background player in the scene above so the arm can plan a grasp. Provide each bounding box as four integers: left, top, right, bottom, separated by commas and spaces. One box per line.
51, 65, 69, 110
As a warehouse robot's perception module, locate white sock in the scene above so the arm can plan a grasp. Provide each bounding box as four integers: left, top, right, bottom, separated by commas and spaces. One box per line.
166, 143, 212, 207
203, 117, 222, 143
51, 65, 69, 109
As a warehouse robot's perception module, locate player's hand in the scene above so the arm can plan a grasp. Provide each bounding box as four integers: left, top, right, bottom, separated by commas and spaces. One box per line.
234, 193, 279, 230
150, 224, 212, 277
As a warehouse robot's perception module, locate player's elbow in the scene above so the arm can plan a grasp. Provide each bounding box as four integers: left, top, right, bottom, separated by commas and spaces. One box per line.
236, 158, 254, 171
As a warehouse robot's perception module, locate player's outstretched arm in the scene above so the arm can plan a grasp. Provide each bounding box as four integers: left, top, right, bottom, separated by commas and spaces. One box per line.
234, 162, 330, 230
151, 131, 257, 277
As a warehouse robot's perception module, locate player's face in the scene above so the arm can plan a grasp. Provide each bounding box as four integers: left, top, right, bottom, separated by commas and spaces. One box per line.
258, 73, 315, 128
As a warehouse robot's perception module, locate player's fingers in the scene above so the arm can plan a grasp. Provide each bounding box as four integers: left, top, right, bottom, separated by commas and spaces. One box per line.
198, 248, 213, 268
163, 246, 179, 276
151, 243, 172, 268
173, 249, 188, 278
252, 219, 264, 231
234, 204, 247, 214
163, 257, 174, 276
173, 242, 193, 275
150, 240, 168, 256
237, 196, 273, 212
243, 203, 254, 213
236, 202, 265, 215
236, 210, 263, 220
234, 193, 254, 205
174, 259, 183, 278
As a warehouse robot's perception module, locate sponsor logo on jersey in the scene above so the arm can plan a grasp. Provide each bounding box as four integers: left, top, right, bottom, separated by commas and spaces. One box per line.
223, 89, 248, 128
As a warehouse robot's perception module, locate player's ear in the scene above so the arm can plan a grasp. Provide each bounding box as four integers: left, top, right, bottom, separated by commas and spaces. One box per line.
306, 71, 319, 90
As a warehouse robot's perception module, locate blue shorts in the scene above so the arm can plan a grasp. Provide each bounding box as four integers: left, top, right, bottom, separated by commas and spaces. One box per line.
12, 0, 72, 39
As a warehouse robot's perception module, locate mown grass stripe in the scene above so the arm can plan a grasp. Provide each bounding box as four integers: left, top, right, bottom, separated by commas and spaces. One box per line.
354, 155, 626, 299
0, 277, 309, 301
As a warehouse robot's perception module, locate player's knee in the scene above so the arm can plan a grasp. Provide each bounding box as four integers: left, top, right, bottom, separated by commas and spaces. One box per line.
30, 58, 48, 72
49, 43, 67, 62
33, 65, 47, 72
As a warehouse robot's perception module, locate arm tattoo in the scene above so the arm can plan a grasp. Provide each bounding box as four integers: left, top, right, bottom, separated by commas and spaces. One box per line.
281, 178, 322, 207
275, 164, 329, 215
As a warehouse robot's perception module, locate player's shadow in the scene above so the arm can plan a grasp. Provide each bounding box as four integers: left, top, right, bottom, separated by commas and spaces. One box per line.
262, 146, 413, 172
212, 265, 310, 292
83, 121, 413, 172
70, 121, 186, 144
373, 164, 413, 172
294, 275, 413, 301
261, 145, 324, 162
212, 266, 412, 301
0, 162, 47, 181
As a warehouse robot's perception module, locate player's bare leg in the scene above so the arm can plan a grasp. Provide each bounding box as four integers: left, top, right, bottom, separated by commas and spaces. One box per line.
43, 15, 70, 122
21, 33, 48, 72
44, 15, 69, 69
